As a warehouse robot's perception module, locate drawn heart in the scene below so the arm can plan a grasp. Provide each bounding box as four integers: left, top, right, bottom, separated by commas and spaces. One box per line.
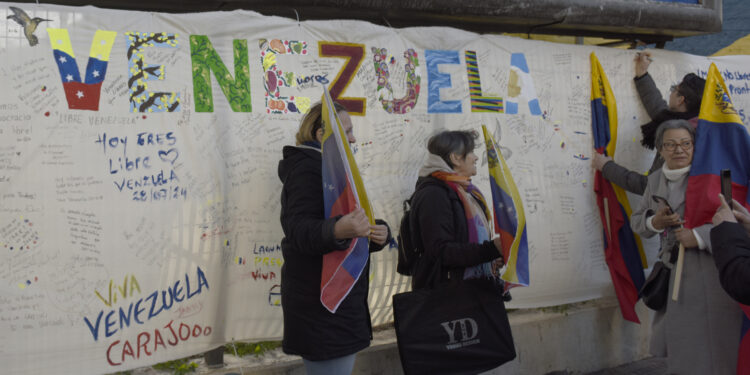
158, 148, 179, 165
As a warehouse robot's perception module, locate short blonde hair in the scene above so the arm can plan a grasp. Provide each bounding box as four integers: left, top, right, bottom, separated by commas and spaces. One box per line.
295, 101, 347, 145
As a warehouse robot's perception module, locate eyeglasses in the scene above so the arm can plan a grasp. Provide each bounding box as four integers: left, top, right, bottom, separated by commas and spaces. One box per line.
661, 140, 693, 151
669, 84, 679, 93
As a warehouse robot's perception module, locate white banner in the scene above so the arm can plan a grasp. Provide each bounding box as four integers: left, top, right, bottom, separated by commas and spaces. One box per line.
1, 3, 750, 373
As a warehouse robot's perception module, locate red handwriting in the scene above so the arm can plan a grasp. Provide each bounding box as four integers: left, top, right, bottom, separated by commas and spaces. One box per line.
106, 320, 212, 366
175, 301, 203, 319
251, 269, 276, 281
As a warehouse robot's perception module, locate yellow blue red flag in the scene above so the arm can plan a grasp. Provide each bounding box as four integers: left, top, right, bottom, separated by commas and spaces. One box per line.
684, 63, 750, 374
320, 87, 374, 313
590, 53, 646, 323
481, 125, 529, 289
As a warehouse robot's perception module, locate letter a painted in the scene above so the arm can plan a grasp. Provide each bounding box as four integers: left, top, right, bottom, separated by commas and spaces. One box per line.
506, 53, 541, 116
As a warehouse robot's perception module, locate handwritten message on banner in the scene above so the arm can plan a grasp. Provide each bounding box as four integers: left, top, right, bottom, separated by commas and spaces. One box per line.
1, 2, 750, 373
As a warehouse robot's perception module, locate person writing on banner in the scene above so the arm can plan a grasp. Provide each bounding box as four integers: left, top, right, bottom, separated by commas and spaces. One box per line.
593, 52, 706, 195
277, 102, 391, 375
630, 120, 742, 374
409, 130, 505, 290
711, 194, 750, 305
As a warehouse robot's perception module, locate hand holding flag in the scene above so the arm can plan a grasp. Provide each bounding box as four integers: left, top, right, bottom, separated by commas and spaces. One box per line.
320, 87, 373, 313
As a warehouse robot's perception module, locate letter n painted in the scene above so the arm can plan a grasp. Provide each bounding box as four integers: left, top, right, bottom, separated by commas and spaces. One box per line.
190, 36, 252, 112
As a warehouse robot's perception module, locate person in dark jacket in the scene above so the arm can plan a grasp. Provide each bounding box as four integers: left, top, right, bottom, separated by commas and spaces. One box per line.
277, 101, 391, 375
593, 51, 705, 195
711, 194, 750, 305
409, 130, 504, 290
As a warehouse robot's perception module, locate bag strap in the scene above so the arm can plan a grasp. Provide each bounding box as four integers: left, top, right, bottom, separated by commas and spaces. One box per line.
425, 249, 445, 289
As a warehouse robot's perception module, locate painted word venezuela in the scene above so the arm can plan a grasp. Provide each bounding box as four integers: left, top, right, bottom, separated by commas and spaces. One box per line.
83, 266, 209, 366
46, 29, 542, 116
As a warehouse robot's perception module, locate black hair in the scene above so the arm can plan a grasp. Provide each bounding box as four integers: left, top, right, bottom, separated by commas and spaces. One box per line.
677, 73, 706, 114
427, 130, 478, 169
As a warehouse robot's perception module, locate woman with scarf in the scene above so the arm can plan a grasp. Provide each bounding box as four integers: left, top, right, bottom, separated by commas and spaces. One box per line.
593, 52, 705, 195
630, 120, 742, 374
409, 130, 504, 290
277, 102, 391, 375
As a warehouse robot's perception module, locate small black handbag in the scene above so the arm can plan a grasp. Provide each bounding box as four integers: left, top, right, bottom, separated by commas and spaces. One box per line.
638, 260, 670, 310
392, 257, 516, 375
638, 244, 677, 311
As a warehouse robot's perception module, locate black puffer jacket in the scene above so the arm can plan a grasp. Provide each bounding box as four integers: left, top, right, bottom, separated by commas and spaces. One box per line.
277, 144, 389, 361
409, 176, 500, 290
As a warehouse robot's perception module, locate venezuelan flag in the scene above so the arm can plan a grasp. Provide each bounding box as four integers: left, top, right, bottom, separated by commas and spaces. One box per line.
319, 87, 374, 313
590, 53, 646, 323
481, 125, 529, 289
684, 63, 750, 375
47, 29, 116, 110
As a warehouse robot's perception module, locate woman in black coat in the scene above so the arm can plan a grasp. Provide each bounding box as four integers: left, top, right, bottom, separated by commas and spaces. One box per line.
277, 102, 390, 374
409, 130, 504, 290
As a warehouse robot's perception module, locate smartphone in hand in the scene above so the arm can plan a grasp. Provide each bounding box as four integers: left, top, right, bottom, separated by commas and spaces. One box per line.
721, 169, 733, 209
652, 195, 673, 213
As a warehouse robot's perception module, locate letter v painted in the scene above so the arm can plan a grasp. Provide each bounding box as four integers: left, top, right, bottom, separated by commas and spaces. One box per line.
46, 29, 117, 111
94, 279, 113, 307
83, 310, 104, 341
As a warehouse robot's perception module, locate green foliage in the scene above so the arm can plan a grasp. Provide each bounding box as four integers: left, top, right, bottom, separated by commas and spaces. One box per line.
152, 358, 199, 375
225, 340, 282, 357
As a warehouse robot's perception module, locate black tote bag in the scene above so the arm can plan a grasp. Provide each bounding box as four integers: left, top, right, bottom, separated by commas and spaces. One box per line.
392, 277, 516, 375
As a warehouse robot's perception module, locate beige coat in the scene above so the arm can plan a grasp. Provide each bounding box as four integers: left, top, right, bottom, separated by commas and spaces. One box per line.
631, 168, 742, 375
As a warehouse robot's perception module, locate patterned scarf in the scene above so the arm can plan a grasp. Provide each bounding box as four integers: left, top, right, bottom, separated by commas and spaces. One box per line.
431, 171, 491, 244
431, 171, 505, 282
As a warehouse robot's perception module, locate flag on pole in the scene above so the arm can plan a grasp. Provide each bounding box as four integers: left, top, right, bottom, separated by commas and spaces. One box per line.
683, 63, 750, 375
685, 63, 750, 227
481, 125, 529, 290
590, 53, 646, 323
319, 87, 374, 313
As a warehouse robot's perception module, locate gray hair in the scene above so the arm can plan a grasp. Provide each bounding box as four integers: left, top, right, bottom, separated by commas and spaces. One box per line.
655, 119, 695, 150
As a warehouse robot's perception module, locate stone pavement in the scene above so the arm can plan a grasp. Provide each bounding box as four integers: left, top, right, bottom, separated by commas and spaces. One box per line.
585, 357, 667, 375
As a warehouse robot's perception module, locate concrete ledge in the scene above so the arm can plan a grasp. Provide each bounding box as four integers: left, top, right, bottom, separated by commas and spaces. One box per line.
487, 297, 652, 374
137, 297, 653, 375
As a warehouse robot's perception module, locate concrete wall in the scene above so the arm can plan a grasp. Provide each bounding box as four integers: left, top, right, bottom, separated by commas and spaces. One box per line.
207, 296, 654, 375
